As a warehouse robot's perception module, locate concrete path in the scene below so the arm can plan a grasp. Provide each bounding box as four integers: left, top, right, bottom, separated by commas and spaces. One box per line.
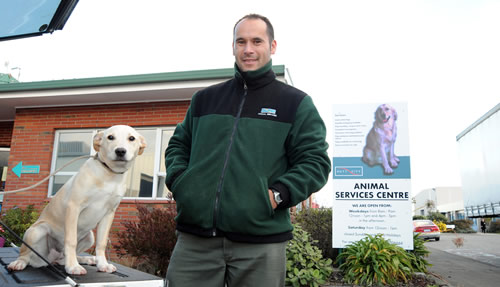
425, 233, 500, 287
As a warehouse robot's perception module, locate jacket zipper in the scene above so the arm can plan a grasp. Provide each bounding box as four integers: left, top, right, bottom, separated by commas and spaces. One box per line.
212, 81, 248, 236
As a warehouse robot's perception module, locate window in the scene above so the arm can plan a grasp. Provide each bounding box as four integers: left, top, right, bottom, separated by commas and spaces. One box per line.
1, 148, 10, 204
48, 127, 175, 200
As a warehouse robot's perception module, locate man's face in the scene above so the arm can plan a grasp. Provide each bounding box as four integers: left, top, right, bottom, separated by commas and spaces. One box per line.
233, 18, 276, 72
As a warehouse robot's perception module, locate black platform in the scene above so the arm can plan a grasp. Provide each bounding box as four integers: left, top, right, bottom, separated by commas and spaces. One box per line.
0, 247, 164, 286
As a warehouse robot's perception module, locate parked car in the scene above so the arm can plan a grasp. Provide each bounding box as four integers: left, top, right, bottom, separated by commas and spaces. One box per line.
413, 219, 440, 241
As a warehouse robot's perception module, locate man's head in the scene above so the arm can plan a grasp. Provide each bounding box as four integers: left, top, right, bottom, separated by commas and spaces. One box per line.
233, 14, 277, 72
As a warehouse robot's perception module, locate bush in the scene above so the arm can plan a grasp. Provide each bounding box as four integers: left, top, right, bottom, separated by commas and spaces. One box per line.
488, 221, 500, 233
412, 215, 426, 220
450, 219, 475, 233
433, 220, 447, 232
336, 234, 413, 286
114, 205, 177, 277
0, 205, 40, 246
427, 212, 447, 223
294, 208, 337, 261
408, 234, 431, 273
286, 223, 333, 287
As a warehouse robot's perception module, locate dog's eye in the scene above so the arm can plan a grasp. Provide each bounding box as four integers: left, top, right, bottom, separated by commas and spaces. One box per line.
129, 136, 135, 141
107, 135, 115, 140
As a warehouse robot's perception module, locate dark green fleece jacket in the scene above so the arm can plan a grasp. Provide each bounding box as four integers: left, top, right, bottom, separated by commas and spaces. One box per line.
165, 61, 331, 243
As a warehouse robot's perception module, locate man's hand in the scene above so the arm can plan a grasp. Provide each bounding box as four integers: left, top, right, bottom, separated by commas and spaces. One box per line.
268, 189, 277, 209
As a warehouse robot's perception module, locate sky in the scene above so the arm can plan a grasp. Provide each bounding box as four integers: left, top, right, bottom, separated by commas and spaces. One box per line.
1, 0, 499, 207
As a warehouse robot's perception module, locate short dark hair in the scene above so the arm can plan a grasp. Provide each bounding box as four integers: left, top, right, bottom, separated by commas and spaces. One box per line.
233, 14, 274, 43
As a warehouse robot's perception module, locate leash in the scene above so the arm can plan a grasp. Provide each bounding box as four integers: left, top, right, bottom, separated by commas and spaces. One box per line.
1, 153, 124, 286
0, 220, 80, 287
2, 154, 93, 195
0, 155, 94, 286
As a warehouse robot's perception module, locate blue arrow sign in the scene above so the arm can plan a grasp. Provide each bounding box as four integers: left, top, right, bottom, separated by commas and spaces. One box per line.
12, 162, 40, 178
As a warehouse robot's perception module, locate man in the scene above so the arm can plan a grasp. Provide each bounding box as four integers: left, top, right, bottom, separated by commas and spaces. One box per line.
165, 14, 331, 287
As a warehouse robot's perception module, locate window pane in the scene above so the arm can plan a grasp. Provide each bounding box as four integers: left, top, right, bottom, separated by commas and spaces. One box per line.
55, 132, 93, 171
52, 175, 73, 196
160, 129, 174, 173
124, 129, 156, 197
156, 175, 173, 199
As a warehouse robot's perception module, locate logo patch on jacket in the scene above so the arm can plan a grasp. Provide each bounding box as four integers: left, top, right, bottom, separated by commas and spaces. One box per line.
258, 108, 277, 117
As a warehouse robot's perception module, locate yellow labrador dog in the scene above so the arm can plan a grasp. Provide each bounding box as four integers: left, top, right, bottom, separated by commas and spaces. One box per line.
8, 125, 146, 275
362, 104, 399, 174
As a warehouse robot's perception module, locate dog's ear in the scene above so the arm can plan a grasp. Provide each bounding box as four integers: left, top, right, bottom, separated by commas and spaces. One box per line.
93, 131, 104, 152
393, 108, 398, 121
375, 106, 384, 121
138, 134, 147, 155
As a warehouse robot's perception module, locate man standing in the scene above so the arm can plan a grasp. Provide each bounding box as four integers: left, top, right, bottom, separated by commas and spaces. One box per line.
165, 14, 331, 287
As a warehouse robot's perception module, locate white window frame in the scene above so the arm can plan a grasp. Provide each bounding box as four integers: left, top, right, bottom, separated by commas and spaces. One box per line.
48, 126, 175, 200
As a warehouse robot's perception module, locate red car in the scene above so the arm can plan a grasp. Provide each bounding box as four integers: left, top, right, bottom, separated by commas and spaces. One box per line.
413, 220, 440, 241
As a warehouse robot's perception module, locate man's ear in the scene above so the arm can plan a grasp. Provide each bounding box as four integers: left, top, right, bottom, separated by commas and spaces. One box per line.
138, 135, 147, 155
93, 131, 104, 152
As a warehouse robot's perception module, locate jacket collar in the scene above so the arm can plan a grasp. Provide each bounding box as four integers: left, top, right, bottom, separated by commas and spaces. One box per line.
234, 60, 276, 89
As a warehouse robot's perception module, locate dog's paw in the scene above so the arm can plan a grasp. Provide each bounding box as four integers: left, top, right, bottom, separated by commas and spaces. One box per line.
97, 262, 117, 273
78, 256, 96, 265
65, 264, 87, 275
390, 159, 399, 168
8, 260, 28, 271
383, 165, 394, 174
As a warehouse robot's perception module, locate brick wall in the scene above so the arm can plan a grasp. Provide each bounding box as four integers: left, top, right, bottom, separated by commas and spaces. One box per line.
3, 101, 189, 260
0, 121, 14, 147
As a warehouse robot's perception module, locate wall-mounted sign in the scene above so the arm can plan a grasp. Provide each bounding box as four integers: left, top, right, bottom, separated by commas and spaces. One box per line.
332, 102, 413, 250
12, 162, 40, 178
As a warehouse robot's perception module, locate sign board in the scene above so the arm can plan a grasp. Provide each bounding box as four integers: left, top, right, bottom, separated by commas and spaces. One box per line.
332, 103, 413, 250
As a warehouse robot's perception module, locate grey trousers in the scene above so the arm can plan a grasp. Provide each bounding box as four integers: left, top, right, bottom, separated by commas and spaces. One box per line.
166, 232, 287, 287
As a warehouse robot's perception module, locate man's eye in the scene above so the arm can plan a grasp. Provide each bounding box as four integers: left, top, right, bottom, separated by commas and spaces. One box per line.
129, 136, 136, 141
107, 135, 115, 140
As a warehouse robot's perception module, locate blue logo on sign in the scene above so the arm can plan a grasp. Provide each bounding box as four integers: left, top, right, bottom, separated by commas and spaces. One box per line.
335, 166, 363, 177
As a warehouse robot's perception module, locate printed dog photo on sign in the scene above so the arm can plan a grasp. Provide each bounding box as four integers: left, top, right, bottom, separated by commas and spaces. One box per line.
362, 104, 399, 174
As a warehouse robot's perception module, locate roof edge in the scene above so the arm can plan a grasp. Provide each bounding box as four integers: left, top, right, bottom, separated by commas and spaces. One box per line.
0, 65, 286, 93
456, 103, 500, 141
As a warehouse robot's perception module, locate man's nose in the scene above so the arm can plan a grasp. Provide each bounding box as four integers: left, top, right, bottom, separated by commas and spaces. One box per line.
243, 43, 254, 54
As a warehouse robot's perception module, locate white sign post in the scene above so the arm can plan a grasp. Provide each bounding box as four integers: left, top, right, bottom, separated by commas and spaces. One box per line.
332, 103, 413, 250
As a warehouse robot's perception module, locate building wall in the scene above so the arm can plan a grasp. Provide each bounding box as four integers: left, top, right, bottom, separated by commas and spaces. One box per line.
3, 101, 189, 259
413, 187, 464, 221
0, 121, 14, 147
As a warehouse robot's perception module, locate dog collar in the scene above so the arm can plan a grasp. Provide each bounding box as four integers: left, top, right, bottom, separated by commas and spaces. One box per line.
93, 154, 126, 174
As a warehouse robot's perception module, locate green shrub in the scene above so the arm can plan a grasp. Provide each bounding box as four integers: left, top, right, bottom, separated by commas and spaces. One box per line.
488, 221, 500, 233
408, 233, 431, 273
336, 234, 413, 286
294, 208, 337, 262
450, 219, 474, 233
412, 215, 426, 220
0, 205, 40, 246
286, 223, 333, 287
427, 212, 447, 223
114, 205, 177, 277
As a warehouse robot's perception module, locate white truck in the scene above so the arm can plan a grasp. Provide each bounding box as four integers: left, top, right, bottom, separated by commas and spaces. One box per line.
456, 103, 500, 217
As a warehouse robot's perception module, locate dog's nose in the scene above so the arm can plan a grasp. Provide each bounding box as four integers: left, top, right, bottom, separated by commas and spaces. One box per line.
115, 148, 127, 157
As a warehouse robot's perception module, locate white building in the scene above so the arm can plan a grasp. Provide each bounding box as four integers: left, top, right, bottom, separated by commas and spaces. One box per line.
413, 187, 465, 221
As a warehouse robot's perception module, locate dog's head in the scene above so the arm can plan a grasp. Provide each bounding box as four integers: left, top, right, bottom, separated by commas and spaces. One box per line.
375, 104, 397, 124
92, 125, 147, 173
